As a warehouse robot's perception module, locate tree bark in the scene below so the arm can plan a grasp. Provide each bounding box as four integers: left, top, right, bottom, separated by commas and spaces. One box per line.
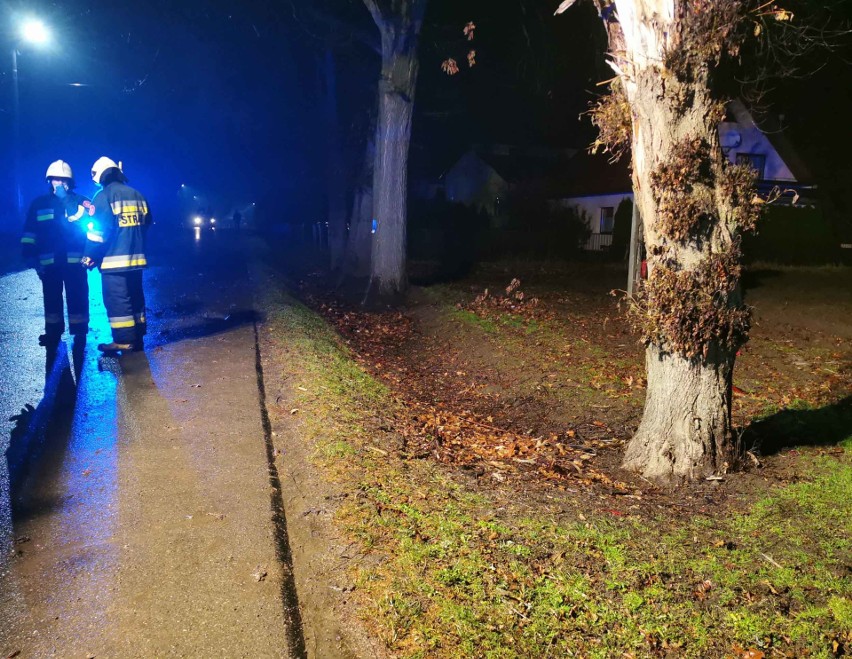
590, 0, 751, 481
623, 345, 736, 480
363, 0, 427, 302
369, 64, 416, 300
629, 66, 739, 480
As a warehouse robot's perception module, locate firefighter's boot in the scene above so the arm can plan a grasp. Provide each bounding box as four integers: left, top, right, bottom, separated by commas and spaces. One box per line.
97, 341, 134, 354
39, 333, 61, 347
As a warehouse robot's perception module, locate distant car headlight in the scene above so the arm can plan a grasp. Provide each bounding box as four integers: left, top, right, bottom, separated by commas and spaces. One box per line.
194, 216, 202, 225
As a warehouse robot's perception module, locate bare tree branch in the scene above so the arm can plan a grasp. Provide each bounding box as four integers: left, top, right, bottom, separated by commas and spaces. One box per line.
363, 0, 386, 31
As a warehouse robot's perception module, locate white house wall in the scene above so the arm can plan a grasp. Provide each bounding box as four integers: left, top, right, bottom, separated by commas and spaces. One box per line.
718, 122, 796, 181
558, 193, 633, 233
557, 193, 633, 251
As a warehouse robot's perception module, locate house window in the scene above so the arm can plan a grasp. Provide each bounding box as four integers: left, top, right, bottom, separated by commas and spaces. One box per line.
599, 207, 615, 234
736, 153, 766, 180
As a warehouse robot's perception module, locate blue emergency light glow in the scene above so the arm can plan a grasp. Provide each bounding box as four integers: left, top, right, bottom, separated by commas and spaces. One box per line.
87, 221, 95, 232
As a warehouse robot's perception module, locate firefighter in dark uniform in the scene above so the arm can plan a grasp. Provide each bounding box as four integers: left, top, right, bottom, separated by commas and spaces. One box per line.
82, 157, 151, 354
21, 160, 91, 346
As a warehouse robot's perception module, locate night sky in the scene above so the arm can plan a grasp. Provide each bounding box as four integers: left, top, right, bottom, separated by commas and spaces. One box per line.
2, 0, 317, 227
1, 0, 849, 234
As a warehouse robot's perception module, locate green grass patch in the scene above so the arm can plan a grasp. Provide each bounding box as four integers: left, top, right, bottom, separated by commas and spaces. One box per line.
449, 307, 498, 334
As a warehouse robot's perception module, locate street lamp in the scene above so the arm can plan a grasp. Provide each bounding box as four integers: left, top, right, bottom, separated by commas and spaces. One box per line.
20, 19, 49, 45
12, 18, 51, 215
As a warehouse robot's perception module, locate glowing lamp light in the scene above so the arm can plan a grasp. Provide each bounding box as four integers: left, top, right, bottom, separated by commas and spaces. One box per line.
210, 218, 216, 224
20, 19, 50, 45
193, 216, 202, 226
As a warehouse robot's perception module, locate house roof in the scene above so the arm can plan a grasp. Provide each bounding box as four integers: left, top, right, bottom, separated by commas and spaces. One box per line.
543, 101, 813, 199
761, 128, 814, 185
410, 141, 470, 182
726, 100, 813, 184
443, 145, 579, 185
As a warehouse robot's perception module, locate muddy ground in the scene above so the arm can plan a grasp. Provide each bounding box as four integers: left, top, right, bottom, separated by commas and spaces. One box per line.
297, 260, 851, 522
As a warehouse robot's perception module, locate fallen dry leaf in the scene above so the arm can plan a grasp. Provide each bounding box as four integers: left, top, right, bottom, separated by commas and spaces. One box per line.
731, 645, 765, 659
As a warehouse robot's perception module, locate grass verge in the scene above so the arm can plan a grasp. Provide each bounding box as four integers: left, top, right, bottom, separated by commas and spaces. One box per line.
261, 286, 851, 659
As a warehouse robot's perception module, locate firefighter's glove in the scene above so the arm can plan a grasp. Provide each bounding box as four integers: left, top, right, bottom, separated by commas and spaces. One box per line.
81, 257, 97, 270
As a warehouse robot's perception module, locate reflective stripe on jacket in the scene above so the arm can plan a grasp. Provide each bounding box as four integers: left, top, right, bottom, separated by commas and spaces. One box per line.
84, 182, 151, 273
21, 191, 90, 267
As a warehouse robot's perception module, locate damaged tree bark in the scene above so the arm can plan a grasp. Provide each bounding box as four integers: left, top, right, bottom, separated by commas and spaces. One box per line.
622, 57, 747, 481
574, 0, 766, 481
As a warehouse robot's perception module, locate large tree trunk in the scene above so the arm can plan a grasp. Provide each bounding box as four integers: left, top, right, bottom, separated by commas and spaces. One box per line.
363, 0, 427, 303
626, 65, 739, 480
624, 345, 736, 480
594, 1, 755, 482
369, 59, 417, 300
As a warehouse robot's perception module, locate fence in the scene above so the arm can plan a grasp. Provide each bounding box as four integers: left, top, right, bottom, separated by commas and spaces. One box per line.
583, 233, 613, 252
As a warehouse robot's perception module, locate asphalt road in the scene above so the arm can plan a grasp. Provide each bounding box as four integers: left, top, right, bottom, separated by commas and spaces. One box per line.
0, 230, 303, 657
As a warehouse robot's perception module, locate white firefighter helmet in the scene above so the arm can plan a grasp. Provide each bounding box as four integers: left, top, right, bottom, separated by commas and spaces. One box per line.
91, 156, 121, 184
45, 159, 73, 181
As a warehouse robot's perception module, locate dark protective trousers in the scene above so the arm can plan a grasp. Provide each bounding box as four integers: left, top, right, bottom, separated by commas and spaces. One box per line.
40, 265, 90, 338
102, 271, 147, 345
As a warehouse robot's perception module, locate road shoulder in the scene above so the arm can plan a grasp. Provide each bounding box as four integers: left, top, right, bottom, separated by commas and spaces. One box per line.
251, 261, 386, 659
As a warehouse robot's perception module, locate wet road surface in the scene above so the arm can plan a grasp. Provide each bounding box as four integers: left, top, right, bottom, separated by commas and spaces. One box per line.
0, 232, 302, 657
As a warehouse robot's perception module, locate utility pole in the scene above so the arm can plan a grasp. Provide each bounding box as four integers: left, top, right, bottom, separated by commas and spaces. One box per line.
626, 198, 642, 297
12, 47, 22, 217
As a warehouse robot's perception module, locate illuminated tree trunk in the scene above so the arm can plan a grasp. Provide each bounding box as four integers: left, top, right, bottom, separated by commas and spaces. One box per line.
622, 65, 741, 481
590, 1, 758, 481
627, 345, 736, 481
363, 0, 428, 302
